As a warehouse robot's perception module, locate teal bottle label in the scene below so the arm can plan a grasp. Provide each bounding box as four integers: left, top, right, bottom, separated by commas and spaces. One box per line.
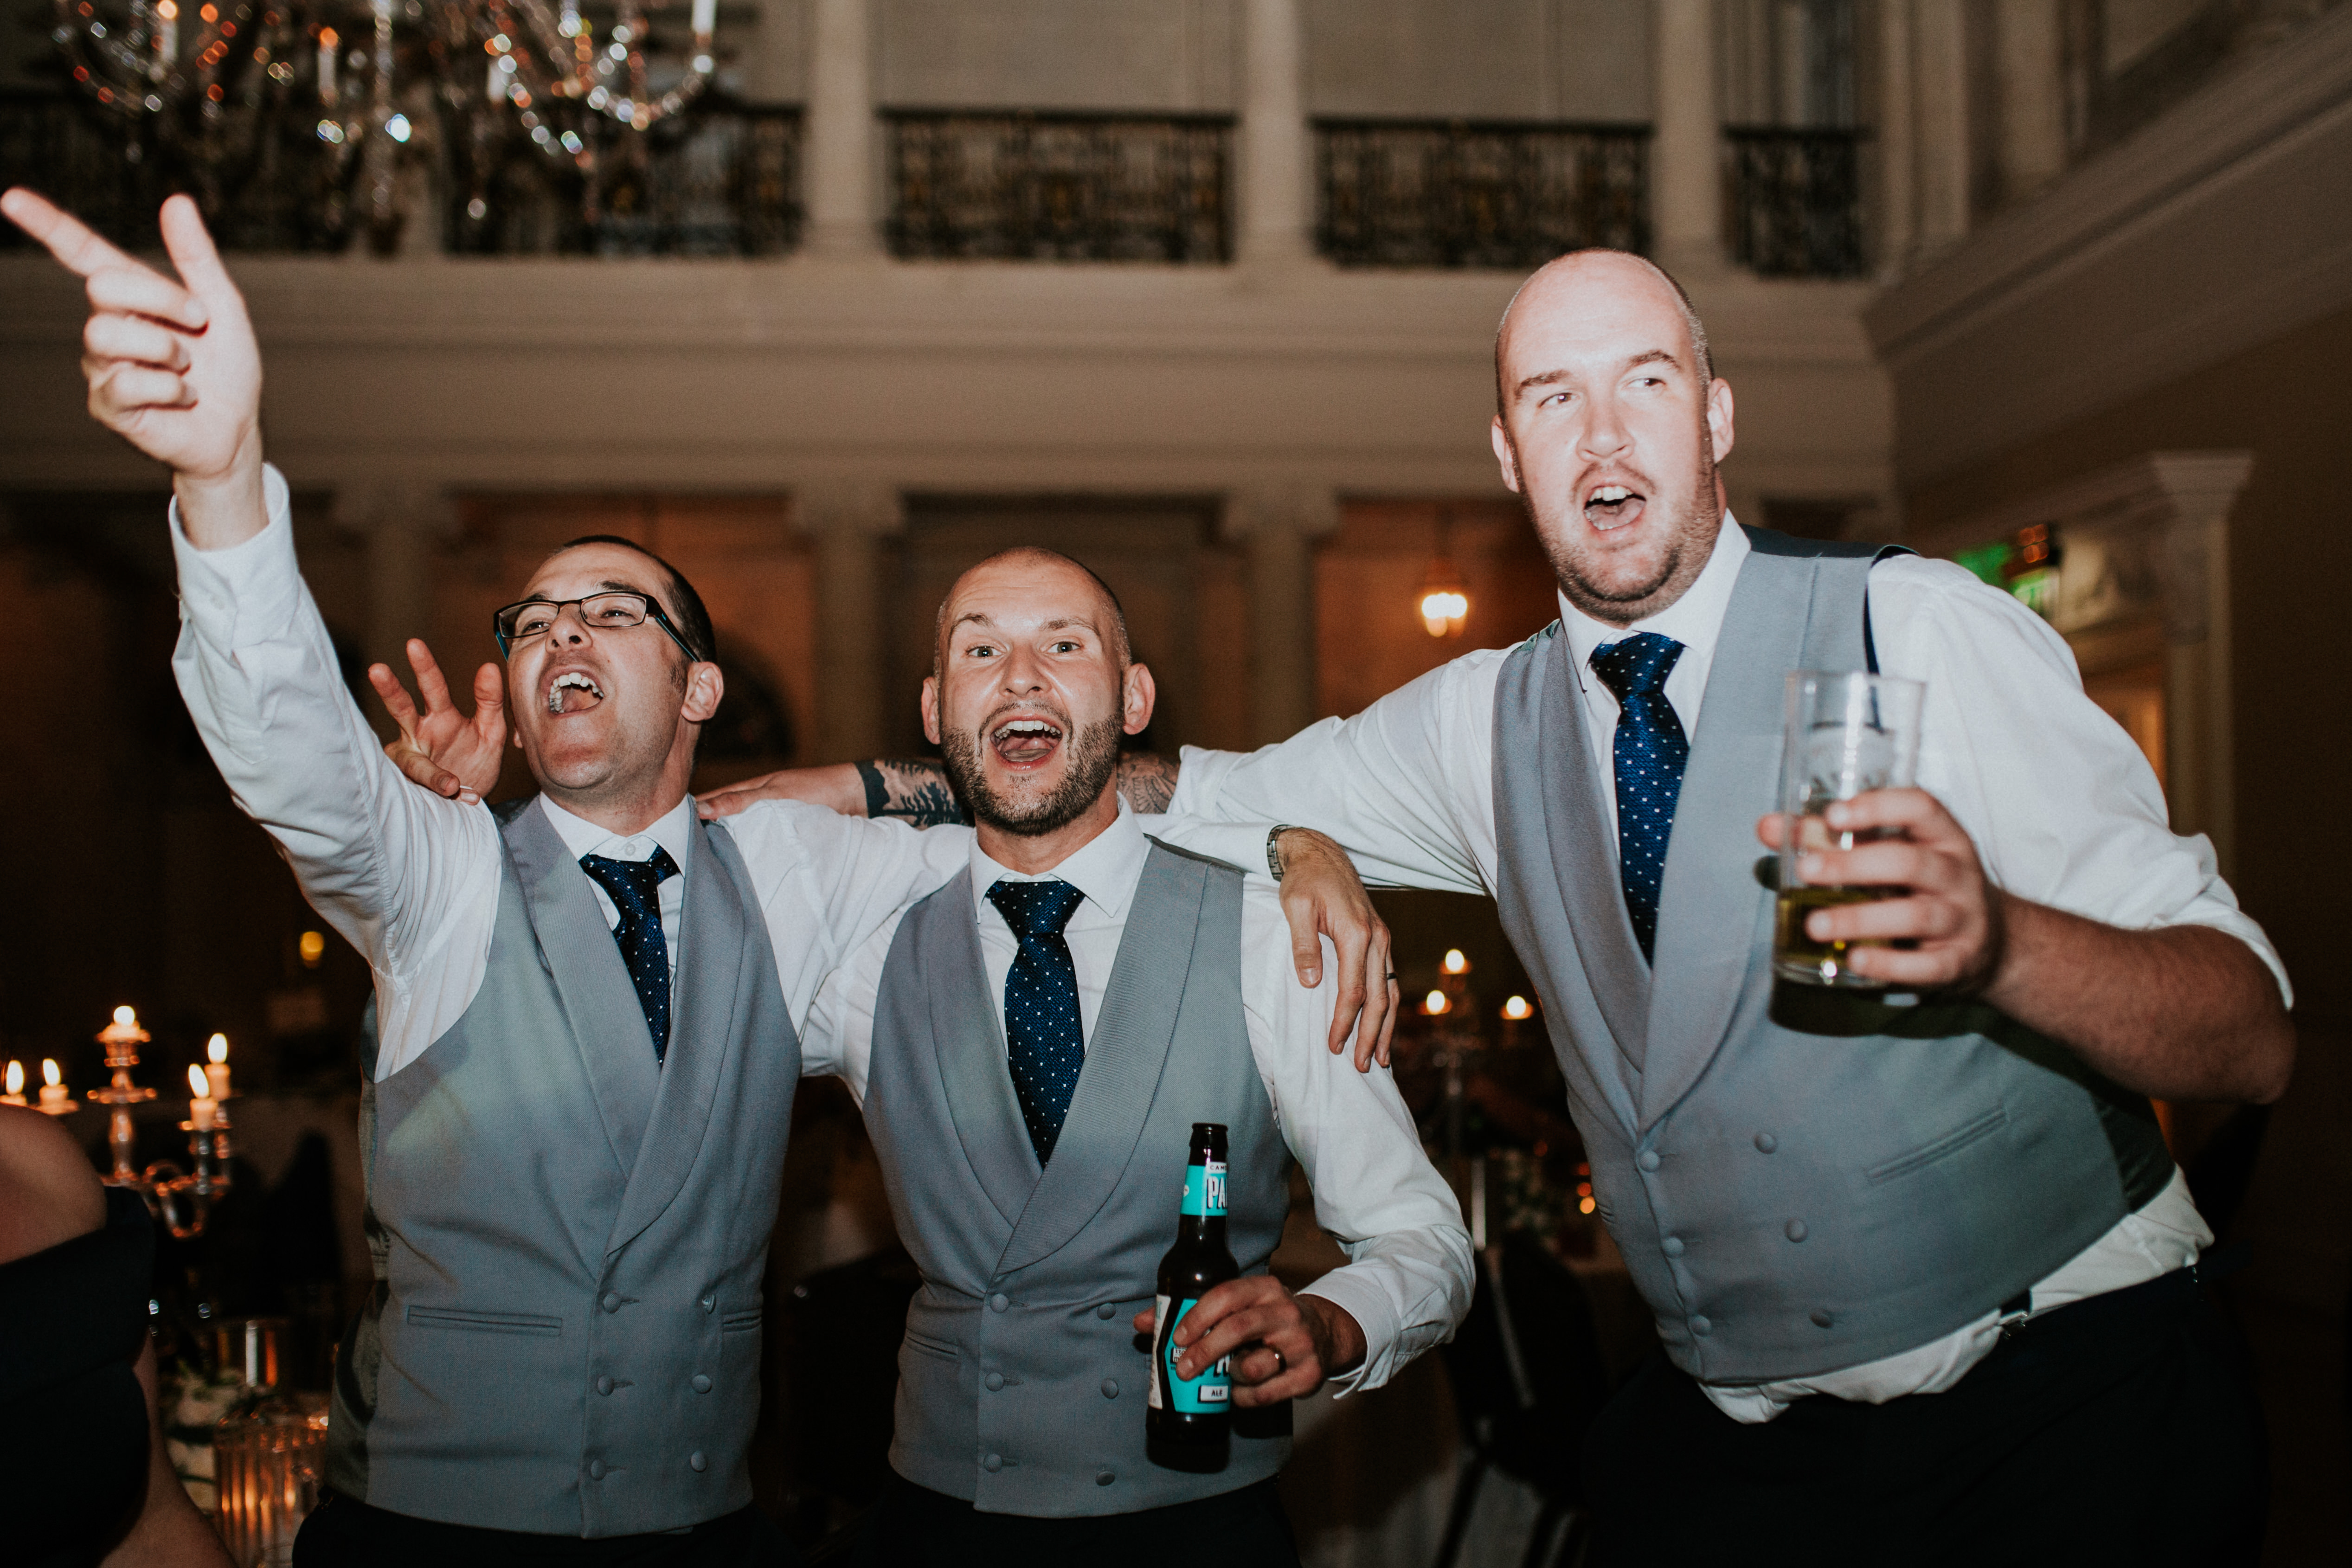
1179, 1158, 1227, 1219
1149, 1294, 1231, 1414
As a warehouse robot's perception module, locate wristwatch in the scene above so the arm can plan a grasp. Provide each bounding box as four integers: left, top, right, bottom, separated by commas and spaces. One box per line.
1267, 826, 1298, 882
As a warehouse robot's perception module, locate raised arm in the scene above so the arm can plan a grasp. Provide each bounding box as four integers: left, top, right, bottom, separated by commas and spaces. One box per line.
6, 190, 498, 1066
694, 753, 1177, 825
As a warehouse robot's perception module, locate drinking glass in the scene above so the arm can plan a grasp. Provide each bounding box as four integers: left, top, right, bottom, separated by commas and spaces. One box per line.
212, 1403, 327, 1568
1773, 671, 1926, 988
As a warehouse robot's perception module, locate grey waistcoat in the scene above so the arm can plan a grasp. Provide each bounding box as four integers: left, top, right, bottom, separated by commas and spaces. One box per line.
327, 799, 801, 1536
863, 842, 1292, 1516
1491, 527, 2172, 1382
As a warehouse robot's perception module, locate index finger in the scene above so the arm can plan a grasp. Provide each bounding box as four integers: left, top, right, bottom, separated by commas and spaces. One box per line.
405, 638, 455, 714
1822, 787, 1947, 835
2, 187, 139, 282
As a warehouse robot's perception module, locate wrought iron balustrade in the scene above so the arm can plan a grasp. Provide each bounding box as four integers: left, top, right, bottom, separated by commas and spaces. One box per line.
1314, 119, 1649, 270
0, 89, 803, 258
447, 103, 803, 258
1724, 127, 1865, 278
884, 110, 1232, 263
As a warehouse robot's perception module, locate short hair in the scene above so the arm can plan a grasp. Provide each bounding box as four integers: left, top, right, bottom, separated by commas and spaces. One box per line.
1493, 248, 1715, 415
552, 535, 716, 665
933, 546, 1132, 680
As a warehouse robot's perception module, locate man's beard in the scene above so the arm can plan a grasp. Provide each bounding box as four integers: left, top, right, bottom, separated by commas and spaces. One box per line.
1519, 436, 1721, 623
940, 710, 1125, 838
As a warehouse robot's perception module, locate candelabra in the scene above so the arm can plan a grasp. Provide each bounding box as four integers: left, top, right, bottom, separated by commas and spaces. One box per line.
91, 1007, 232, 1240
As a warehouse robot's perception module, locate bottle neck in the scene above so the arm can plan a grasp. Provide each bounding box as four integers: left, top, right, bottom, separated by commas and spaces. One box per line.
1173, 1211, 1227, 1249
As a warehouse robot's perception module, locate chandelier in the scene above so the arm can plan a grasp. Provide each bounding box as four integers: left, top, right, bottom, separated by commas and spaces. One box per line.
47, 0, 727, 244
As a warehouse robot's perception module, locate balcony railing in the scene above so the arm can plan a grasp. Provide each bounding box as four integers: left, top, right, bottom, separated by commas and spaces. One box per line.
1724, 127, 1865, 279
1314, 119, 1649, 270
883, 110, 1232, 263
0, 90, 802, 257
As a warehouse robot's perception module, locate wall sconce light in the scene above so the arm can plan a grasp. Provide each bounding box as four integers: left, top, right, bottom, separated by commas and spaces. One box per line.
1417, 508, 1471, 638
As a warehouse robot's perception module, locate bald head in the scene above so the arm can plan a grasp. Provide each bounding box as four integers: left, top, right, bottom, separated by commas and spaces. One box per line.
934, 546, 1131, 680
1495, 250, 1713, 417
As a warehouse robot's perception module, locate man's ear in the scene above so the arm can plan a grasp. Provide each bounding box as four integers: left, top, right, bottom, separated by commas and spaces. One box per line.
1491, 417, 1523, 493
1706, 378, 1736, 465
681, 662, 724, 724
1122, 662, 1158, 738
920, 675, 942, 746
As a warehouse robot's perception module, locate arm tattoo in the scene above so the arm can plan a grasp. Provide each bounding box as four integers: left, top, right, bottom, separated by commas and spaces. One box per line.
1116, 752, 1180, 816
858, 758, 968, 829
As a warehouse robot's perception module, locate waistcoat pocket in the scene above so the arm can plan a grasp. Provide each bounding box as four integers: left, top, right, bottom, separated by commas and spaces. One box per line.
902, 1326, 959, 1362
405, 1305, 563, 1337
1866, 1105, 2009, 1184
721, 1307, 763, 1334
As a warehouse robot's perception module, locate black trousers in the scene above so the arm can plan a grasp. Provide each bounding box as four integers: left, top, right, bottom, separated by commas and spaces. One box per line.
860, 1471, 1300, 1568
1583, 1267, 2267, 1568
292, 1492, 793, 1568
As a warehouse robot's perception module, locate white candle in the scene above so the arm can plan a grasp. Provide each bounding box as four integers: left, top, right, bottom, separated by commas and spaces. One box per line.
206, 1034, 231, 1101
690, 0, 714, 37
186, 1064, 218, 1131
318, 27, 338, 104
39, 1059, 68, 1112
2, 1060, 23, 1106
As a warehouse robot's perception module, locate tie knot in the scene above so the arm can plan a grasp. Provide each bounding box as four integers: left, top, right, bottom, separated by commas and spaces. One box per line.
1591, 632, 1685, 701
579, 847, 679, 915
987, 878, 1085, 940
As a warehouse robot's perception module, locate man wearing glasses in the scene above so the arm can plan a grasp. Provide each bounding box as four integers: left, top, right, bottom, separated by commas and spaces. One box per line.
2, 189, 1395, 1567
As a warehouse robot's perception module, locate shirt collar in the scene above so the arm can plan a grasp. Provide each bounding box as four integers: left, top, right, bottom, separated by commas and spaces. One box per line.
538, 792, 700, 871
970, 798, 1150, 926
1559, 513, 1751, 689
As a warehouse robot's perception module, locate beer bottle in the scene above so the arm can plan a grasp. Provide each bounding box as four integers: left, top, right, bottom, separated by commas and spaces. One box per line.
1148, 1123, 1240, 1469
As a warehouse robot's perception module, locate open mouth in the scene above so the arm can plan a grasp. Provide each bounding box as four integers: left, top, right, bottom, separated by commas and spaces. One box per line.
990, 714, 1064, 769
1583, 481, 1647, 533
547, 670, 606, 715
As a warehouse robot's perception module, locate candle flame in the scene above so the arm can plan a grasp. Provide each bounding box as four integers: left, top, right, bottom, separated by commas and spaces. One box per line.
1502, 995, 1532, 1020
299, 930, 327, 968
5, 1062, 19, 1096
1423, 990, 1449, 1016
318, 25, 336, 47
208, 1033, 229, 1063
113, 1005, 136, 1026
187, 1064, 211, 1097
1418, 590, 1469, 638
42, 1059, 61, 1086
1441, 948, 1469, 975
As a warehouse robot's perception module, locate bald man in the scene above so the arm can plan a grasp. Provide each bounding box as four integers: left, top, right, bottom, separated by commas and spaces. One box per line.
710, 251, 2292, 1563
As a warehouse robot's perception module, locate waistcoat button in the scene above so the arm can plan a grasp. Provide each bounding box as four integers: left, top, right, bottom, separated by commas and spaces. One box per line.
595, 1375, 614, 1396
1096, 1303, 1116, 1320
1812, 1308, 1835, 1328
1754, 1132, 1778, 1153
587, 1460, 605, 1481
985, 1372, 1005, 1392
692, 1374, 712, 1393
1637, 1150, 1661, 1172
1661, 1236, 1684, 1257
1097, 1470, 1116, 1486
1101, 1379, 1119, 1399
983, 1453, 1003, 1473
989, 1293, 1009, 1313
689, 1451, 707, 1473
700, 1293, 715, 1314
600, 1292, 621, 1314
1786, 1220, 1809, 1242
1690, 1315, 1712, 1337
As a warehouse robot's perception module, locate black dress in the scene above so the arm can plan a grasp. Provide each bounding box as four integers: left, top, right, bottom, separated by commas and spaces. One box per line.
0, 1185, 158, 1567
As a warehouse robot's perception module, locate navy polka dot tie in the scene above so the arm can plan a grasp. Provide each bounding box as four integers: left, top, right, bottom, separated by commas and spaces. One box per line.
1591, 633, 1689, 963
986, 879, 1088, 1166
578, 848, 680, 1064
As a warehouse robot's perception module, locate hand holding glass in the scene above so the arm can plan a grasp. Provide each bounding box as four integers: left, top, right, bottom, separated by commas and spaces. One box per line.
1774, 671, 1926, 988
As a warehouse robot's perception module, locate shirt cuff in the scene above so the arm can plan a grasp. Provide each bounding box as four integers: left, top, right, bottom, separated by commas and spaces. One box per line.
170, 463, 300, 646
1298, 1267, 1403, 1399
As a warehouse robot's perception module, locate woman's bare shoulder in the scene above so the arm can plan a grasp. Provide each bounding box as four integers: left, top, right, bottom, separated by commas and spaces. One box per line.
0, 1104, 107, 1264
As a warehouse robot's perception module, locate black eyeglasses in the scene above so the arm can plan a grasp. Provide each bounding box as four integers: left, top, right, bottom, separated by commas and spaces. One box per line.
493, 591, 700, 662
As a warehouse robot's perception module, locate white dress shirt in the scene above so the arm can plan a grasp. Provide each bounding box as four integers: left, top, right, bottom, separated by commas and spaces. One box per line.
802, 802, 1474, 1397
540, 793, 700, 988
1167, 515, 2290, 1422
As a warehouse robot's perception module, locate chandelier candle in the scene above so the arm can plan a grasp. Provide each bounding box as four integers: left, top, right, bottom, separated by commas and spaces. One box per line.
1149, 1123, 1240, 1468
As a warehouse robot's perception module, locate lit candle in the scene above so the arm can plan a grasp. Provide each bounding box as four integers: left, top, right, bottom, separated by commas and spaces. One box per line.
1441, 949, 1470, 976
1423, 989, 1450, 1016
39, 1060, 69, 1112
187, 1064, 218, 1131
317, 26, 338, 104
206, 1034, 232, 1101
2, 1061, 24, 1106
155, 0, 180, 76
1501, 995, 1531, 1021
690, 0, 714, 37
